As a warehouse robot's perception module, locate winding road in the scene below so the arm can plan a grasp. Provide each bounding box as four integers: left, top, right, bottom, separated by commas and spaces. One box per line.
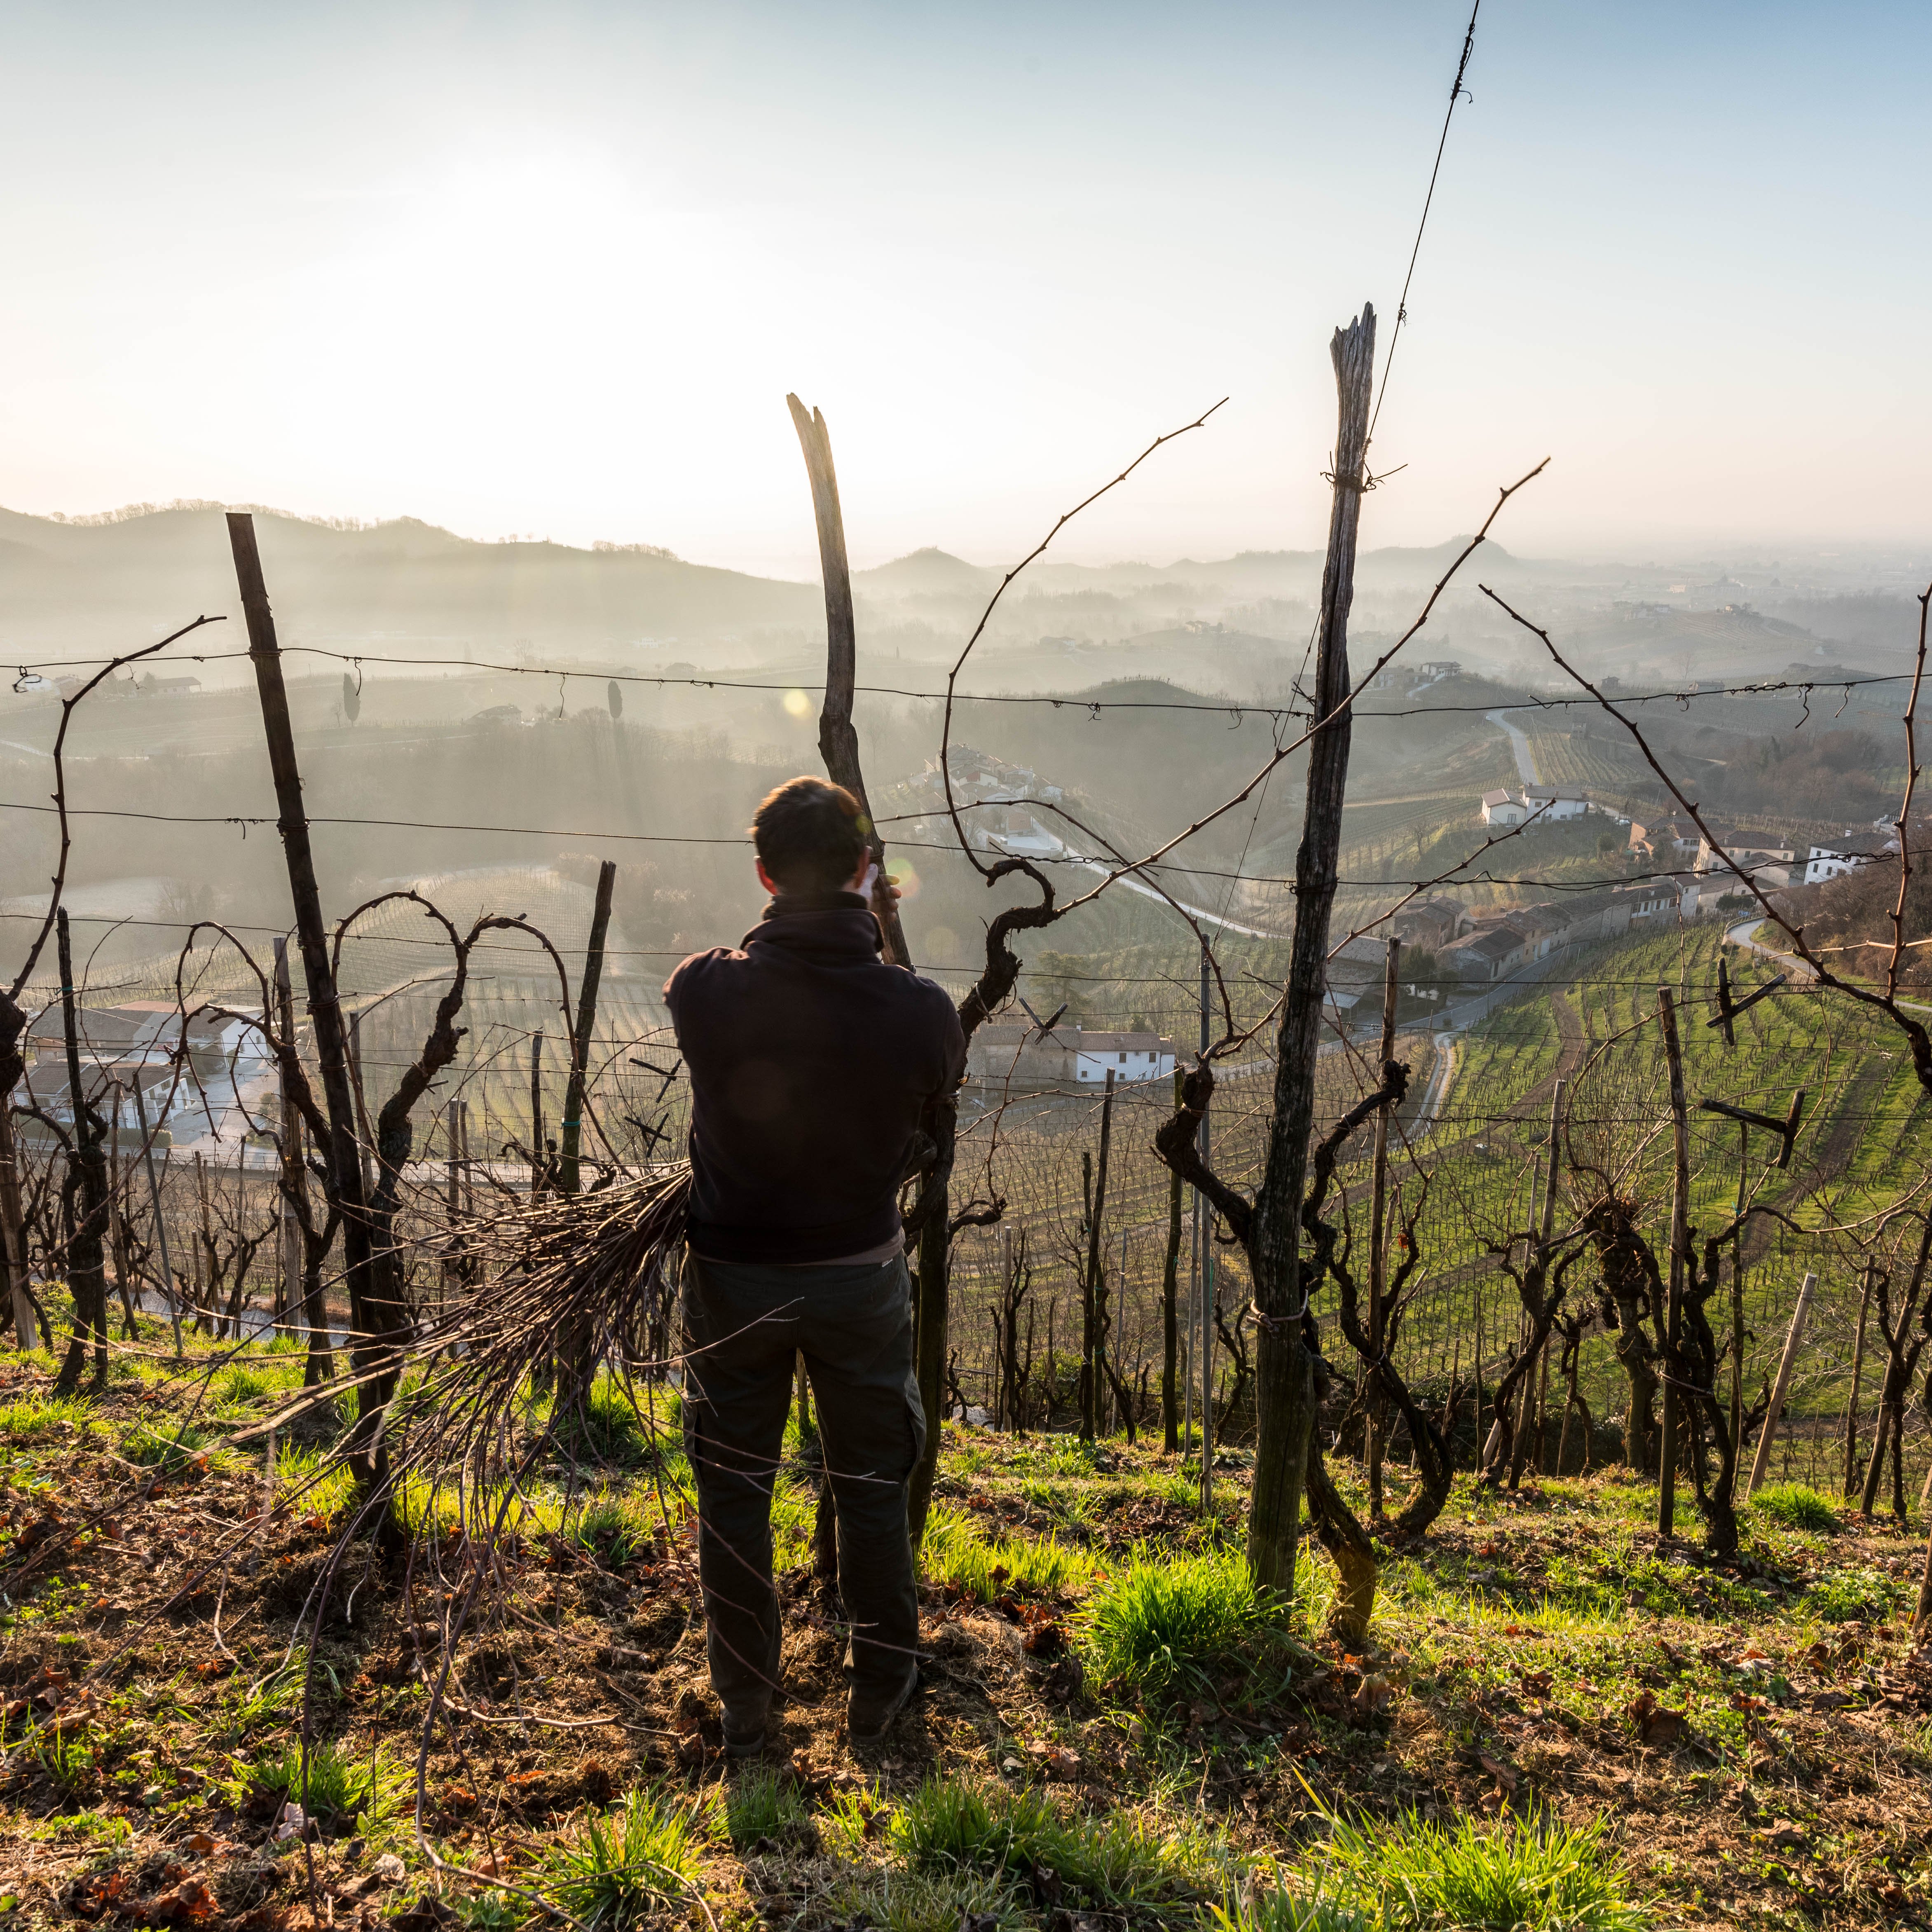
1485, 708, 1540, 785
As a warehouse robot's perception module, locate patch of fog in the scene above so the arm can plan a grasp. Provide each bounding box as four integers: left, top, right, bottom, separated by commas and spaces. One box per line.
0, 874, 180, 920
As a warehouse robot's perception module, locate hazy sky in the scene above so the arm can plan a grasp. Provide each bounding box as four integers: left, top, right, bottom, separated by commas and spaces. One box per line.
4, 2, 1930, 577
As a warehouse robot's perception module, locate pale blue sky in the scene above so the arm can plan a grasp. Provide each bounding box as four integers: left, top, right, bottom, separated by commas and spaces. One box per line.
3, 2, 1927, 573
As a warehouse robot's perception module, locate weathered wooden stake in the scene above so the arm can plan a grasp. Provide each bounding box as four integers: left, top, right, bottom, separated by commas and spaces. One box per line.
1080, 1070, 1115, 1441
1842, 1264, 1874, 1499
1162, 1067, 1184, 1454
1246, 304, 1375, 1598
1747, 1271, 1818, 1497
52, 909, 111, 1394
559, 861, 617, 1198
1366, 936, 1400, 1516
1657, 987, 1689, 1534
785, 395, 911, 967
0, 1103, 31, 1350
130, 1079, 180, 1359
228, 514, 386, 1467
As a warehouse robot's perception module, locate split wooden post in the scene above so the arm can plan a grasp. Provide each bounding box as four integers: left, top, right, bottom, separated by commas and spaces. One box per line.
785, 395, 911, 967
0, 1103, 31, 1350
1747, 1271, 1819, 1497
273, 939, 302, 1331
1198, 937, 1215, 1514
1656, 988, 1690, 1534
557, 860, 616, 1391
1080, 1070, 1115, 1441
1842, 1264, 1874, 1499
1366, 936, 1400, 1516
1161, 1066, 1184, 1454
130, 1078, 181, 1359
529, 1030, 546, 1194
1246, 304, 1376, 1598
559, 861, 617, 1198
52, 909, 112, 1395
227, 514, 386, 1459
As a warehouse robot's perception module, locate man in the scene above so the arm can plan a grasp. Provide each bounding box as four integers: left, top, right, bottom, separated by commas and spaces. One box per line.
664, 775, 964, 1756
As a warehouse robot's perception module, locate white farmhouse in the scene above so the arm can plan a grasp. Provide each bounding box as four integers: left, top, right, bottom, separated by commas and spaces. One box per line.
1073, 1030, 1175, 1085
1804, 845, 1876, 885
1480, 788, 1528, 827
1521, 783, 1588, 822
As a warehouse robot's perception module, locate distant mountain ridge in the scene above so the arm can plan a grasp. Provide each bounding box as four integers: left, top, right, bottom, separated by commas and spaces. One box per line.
0, 498, 1550, 658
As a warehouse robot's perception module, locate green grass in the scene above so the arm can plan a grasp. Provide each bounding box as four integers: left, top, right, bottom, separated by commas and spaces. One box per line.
723, 1763, 813, 1850
552, 1379, 662, 1468
892, 1776, 1196, 1911
1288, 1808, 1643, 1932
1749, 1482, 1840, 1534
0, 1395, 99, 1443
275, 1443, 357, 1520
120, 1419, 231, 1474
921, 1505, 1096, 1602
541, 1784, 707, 1927
1801, 1566, 1904, 1624
248, 1739, 403, 1829
1079, 1546, 1282, 1694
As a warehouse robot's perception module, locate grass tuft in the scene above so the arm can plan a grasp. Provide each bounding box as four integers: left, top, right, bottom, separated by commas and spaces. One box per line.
920, 1506, 1094, 1602
1750, 1483, 1840, 1534
723, 1763, 813, 1850
541, 1784, 707, 1928
893, 1776, 1193, 1909
248, 1739, 403, 1829
1080, 1546, 1280, 1693
1312, 1807, 1642, 1932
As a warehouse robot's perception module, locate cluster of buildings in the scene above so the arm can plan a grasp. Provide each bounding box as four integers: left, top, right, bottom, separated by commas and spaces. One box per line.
1479, 783, 1592, 827
906, 746, 1068, 860
19, 1002, 258, 1142
964, 1022, 1177, 1092
1628, 816, 1888, 890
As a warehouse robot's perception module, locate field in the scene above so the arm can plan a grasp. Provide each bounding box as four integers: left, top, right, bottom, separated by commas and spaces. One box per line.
0, 1328, 1929, 1930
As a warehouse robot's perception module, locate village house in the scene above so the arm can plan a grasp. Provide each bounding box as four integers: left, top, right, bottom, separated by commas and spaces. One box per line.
965, 1023, 1175, 1091
1521, 782, 1588, 821
1693, 827, 1796, 892
1441, 923, 1529, 982
1480, 788, 1528, 827
1390, 896, 1460, 952
1804, 844, 1880, 885
1628, 817, 1697, 861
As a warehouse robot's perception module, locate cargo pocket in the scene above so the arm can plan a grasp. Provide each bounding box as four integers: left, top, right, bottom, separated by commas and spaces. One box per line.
903, 1374, 927, 1479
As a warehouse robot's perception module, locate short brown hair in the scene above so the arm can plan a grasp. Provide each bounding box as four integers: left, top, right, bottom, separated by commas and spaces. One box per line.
751, 776, 869, 893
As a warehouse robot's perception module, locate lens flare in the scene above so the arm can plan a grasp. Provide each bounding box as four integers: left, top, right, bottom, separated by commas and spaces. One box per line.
782, 689, 813, 720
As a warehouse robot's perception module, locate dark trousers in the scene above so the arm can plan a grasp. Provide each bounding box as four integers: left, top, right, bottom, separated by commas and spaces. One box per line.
681, 1250, 924, 1719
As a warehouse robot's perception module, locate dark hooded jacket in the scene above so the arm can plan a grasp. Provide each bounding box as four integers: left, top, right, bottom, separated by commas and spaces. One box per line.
663, 892, 965, 1264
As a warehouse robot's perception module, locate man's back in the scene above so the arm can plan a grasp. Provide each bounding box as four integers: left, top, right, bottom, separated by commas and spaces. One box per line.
665, 888, 964, 1263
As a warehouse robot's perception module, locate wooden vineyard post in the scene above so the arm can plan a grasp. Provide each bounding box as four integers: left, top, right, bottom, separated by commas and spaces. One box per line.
130, 1079, 180, 1359
529, 1030, 546, 1194
1657, 988, 1690, 1535
1246, 304, 1375, 1598
1730, 1121, 1748, 1474
1843, 1264, 1874, 1498
1199, 938, 1215, 1515
52, 909, 111, 1395
785, 395, 911, 968
273, 939, 301, 1332
1162, 1066, 1184, 1453
348, 1011, 376, 1200
1747, 1271, 1818, 1497
0, 1101, 31, 1350
1080, 1070, 1115, 1441
1367, 936, 1400, 1516
559, 863, 616, 1198
227, 514, 389, 1470
557, 860, 616, 1390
